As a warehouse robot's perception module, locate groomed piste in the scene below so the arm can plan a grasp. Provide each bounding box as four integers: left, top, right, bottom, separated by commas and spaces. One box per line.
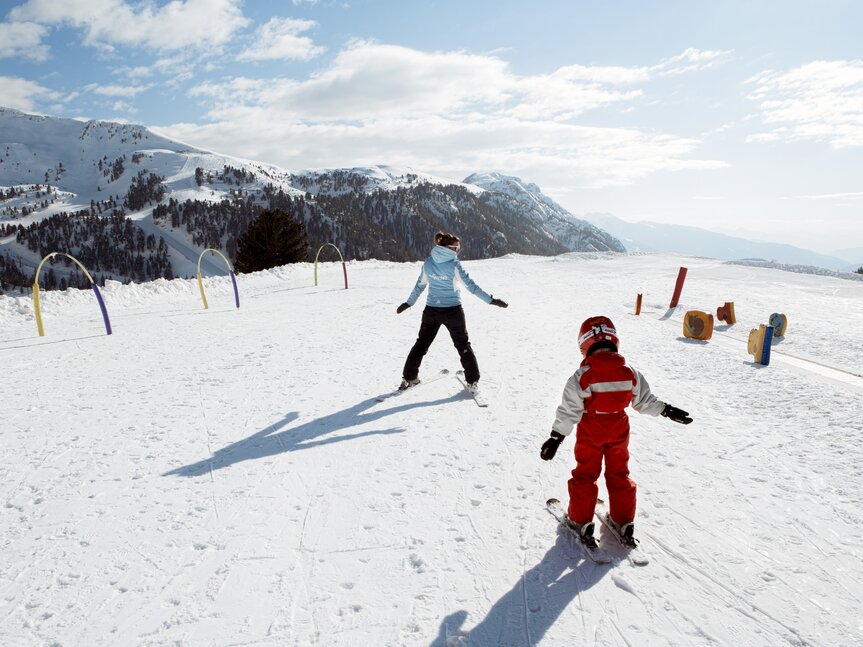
2, 252, 862, 646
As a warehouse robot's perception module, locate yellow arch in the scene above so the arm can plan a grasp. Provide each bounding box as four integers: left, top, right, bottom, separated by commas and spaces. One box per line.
197, 248, 240, 309
32, 252, 112, 336
314, 243, 348, 289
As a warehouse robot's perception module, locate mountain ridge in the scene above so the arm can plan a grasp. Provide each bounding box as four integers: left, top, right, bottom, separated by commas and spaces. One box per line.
1, 108, 624, 292
580, 211, 854, 271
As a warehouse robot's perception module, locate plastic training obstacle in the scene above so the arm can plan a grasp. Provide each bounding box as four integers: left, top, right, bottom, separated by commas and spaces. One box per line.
716, 302, 736, 325
32, 252, 112, 337
669, 267, 688, 308
635, 293, 643, 315
748, 324, 774, 365
197, 248, 240, 310
769, 313, 788, 337
314, 243, 348, 289
683, 310, 714, 340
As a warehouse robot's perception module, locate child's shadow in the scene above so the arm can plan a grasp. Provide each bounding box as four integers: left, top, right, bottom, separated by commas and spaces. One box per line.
164, 393, 462, 477
429, 526, 609, 646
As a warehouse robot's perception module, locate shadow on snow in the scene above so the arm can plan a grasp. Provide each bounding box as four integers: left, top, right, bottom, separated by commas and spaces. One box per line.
430, 525, 608, 646
163, 392, 464, 477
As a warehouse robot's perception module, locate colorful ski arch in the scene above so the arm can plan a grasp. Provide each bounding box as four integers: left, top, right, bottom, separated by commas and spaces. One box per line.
32, 252, 112, 337
197, 248, 240, 310
314, 243, 348, 289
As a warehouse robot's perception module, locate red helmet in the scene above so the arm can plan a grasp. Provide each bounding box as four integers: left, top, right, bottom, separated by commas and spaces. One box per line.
578, 316, 619, 357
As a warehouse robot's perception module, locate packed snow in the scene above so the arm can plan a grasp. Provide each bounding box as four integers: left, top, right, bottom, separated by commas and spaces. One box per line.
1, 252, 862, 646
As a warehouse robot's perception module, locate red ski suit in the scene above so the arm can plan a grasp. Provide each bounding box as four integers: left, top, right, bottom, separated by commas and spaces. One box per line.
552, 351, 666, 526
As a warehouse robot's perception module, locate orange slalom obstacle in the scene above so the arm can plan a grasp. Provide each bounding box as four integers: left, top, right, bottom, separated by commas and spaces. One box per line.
748, 324, 774, 365
769, 313, 788, 337
683, 310, 714, 340
716, 302, 736, 325
669, 267, 688, 308
635, 293, 642, 315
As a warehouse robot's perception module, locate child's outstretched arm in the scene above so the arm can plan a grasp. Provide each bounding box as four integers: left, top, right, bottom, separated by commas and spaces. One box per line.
540, 372, 588, 460
631, 367, 692, 424
661, 404, 692, 424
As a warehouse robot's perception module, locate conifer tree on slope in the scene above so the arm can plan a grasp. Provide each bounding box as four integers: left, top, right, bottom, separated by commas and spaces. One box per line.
234, 209, 310, 273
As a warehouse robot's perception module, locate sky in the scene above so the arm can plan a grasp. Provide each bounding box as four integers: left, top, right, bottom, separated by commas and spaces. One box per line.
0, 0, 861, 254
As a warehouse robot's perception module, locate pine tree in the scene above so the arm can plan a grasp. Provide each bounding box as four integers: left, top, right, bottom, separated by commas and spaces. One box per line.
234, 209, 309, 273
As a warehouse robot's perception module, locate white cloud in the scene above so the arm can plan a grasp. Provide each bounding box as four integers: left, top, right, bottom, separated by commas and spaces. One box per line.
0, 21, 49, 61
238, 17, 324, 62
653, 48, 734, 77
0, 75, 61, 111
746, 60, 863, 148
112, 100, 137, 113
159, 44, 727, 188
83, 83, 150, 97
9, 0, 250, 52
793, 191, 863, 200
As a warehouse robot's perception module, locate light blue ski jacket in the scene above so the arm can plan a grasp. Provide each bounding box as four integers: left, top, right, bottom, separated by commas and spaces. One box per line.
406, 245, 492, 308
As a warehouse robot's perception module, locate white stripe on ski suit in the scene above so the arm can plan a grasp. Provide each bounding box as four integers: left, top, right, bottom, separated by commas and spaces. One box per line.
552, 364, 666, 437
406, 245, 492, 308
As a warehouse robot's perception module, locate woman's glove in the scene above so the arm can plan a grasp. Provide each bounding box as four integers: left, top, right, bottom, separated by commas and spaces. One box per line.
396, 302, 411, 314
540, 431, 565, 460
490, 297, 508, 308
661, 404, 692, 425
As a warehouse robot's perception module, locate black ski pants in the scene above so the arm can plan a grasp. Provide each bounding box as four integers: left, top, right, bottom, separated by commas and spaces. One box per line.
403, 305, 480, 384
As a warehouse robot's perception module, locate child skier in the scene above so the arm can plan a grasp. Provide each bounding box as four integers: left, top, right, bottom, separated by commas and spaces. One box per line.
539, 315, 692, 547
396, 232, 508, 392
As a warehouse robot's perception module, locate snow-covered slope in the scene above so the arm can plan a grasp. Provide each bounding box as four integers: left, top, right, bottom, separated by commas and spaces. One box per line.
2, 253, 861, 645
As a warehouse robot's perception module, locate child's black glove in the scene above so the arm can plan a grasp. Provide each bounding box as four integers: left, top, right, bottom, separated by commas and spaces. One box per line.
661, 404, 692, 425
490, 296, 508, 308
540, 431, 565, 460
396, 302, 411, 314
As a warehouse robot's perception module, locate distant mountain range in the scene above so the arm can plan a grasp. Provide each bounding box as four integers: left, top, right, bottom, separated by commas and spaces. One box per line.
580, 212, 861, 272
1, 106, 856, 295
0, 107, 622, 292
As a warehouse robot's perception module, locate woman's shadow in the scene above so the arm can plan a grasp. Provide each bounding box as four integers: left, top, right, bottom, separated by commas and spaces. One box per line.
164, 392, 463, 477
430, 526, 609, 646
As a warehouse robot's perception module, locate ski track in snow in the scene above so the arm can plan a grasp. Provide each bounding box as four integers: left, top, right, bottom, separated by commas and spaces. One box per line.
1, 253, 862, 646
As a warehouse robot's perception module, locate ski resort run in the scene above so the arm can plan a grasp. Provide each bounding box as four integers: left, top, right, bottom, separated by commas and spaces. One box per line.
2, 252, 862, 646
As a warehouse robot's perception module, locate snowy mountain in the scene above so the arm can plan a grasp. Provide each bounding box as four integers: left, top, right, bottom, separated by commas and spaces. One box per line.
463, 172, 625, 253
0, 108, 624, 293
830, 246, 863, 272
580, 211, 851, 271
2, 252, 862, 645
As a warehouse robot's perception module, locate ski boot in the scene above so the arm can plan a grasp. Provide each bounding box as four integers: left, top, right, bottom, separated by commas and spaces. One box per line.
605, 514, 637, 547
565, 516, 598, 549
398, 377, 421, 391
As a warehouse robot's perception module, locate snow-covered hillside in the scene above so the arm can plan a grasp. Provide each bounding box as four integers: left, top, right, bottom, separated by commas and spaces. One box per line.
2, 253, 861, 646
465, 172, 624, 253
0, 108, 623, 291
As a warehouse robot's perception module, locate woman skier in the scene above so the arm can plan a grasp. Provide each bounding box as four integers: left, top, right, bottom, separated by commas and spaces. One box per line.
396, 232, 508, 392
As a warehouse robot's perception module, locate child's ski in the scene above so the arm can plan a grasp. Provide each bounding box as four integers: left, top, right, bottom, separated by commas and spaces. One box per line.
455, 370, 489, 407
546, 498, 611, 565
376, 369, 451, 402
594, 498, 649, 566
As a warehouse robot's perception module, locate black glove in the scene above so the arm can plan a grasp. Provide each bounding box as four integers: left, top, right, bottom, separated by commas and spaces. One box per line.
661, 404, 693, 425
396, 302, 411, 314
490, 297, 508, 308
540, 431, 565, 460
